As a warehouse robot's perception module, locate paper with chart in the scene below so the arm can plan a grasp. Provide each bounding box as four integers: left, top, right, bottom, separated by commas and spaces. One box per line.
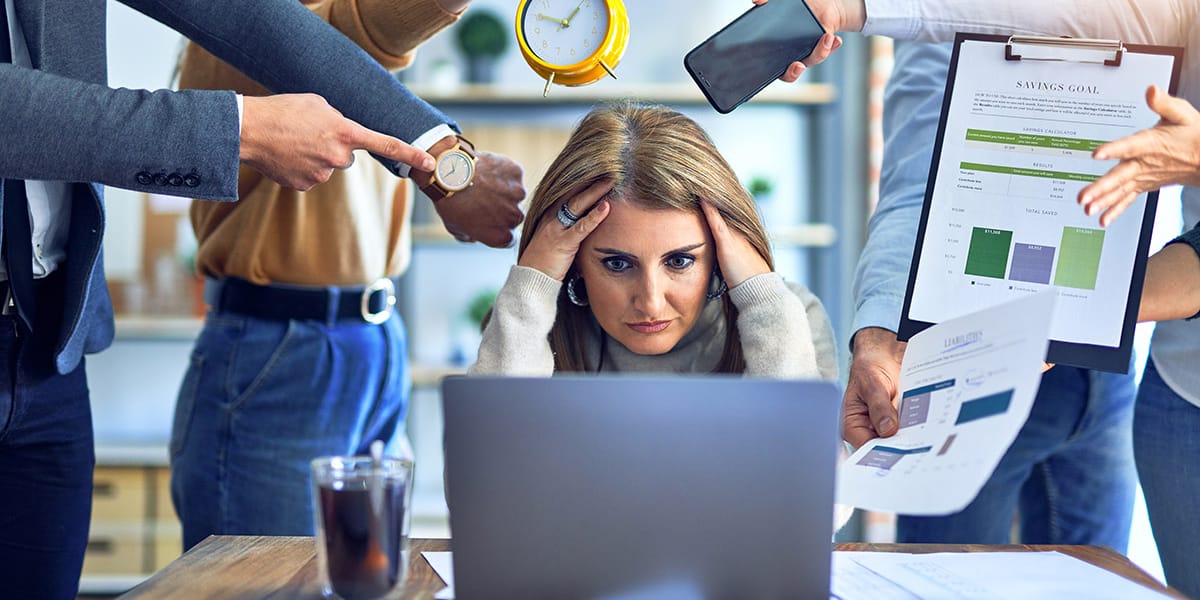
901, 37, 1179, 371
838, 291, 1054, 515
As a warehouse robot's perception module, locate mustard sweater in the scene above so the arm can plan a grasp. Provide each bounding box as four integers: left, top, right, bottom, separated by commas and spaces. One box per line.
180, 0, 460, 286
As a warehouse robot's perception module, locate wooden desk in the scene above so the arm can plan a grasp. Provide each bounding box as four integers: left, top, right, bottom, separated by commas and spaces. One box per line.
120, 536, 1182, 599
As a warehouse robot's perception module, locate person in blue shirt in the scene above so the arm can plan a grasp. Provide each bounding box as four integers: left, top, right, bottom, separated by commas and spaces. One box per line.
846, 41, 1138, 550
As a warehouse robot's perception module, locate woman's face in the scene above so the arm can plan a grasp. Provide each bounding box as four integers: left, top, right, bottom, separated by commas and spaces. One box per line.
576, 198, 715, 355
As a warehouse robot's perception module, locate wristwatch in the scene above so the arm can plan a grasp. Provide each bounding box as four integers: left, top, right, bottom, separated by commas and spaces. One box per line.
418, 136, 477, 201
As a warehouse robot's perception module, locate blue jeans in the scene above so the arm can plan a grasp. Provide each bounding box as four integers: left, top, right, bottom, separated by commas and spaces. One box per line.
1134, 358, 1200, 598
0, 295, 93, 599
898, 364, 1137, 550
170, 310, 410, 550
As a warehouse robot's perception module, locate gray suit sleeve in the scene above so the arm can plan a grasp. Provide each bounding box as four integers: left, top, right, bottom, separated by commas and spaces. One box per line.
122, 0, 456, 170
0, 65, 243, 200
0, 0, 454, 201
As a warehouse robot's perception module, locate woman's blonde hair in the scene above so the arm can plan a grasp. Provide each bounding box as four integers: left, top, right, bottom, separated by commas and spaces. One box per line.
517, 103, 774, 372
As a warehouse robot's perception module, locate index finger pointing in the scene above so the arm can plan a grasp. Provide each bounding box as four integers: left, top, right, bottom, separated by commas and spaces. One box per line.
349, 122, 435, 171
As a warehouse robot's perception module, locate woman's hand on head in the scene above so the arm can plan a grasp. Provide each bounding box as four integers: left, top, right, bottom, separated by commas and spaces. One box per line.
518, 181, 613, 281
700, 200, 770, 288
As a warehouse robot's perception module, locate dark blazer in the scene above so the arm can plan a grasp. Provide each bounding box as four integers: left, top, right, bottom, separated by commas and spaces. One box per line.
0, 0, 455, 373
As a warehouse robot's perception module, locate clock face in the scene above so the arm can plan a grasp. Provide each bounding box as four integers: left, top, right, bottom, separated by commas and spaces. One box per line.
520, 0, 610, 67
438, 151, 474, 191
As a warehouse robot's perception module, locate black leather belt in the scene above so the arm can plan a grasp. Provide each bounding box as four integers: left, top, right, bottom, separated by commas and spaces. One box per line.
205, 276, 399, 325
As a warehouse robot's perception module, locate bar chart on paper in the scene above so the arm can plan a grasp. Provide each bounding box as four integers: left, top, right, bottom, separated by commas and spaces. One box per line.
904, 38, 1176, 365
1054, 227, 1104, 290
962, 225, 1105, 290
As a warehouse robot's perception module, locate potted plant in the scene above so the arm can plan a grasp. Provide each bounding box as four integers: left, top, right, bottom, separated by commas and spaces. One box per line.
746, 175, 775, 202
455, 10, 509, 84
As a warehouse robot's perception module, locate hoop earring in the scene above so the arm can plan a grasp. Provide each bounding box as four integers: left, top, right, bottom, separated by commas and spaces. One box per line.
566, 274, 589, 307
705, 272, 728, 301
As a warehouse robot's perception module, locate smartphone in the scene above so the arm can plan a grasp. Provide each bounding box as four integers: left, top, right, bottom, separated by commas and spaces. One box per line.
684, 0, 826, 113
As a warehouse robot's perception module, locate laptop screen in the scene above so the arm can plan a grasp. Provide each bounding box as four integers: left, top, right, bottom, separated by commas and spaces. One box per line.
443, 375, 841, 599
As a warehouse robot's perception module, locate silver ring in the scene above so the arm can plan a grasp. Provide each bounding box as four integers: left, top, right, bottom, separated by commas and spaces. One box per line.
557, 202, 581, 228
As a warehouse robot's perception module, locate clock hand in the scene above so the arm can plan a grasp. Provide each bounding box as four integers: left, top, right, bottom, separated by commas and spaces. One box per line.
536, 13, 569, 27
560, 2, 584, 29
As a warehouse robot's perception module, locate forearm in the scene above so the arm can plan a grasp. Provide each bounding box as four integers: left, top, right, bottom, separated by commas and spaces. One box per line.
0, 67, 240, 200
468, 266, 560, 376
863, 0, 1191, 46
1139, 241, 1200, 322
126, 0, 454, 173
852, 42, 949, 341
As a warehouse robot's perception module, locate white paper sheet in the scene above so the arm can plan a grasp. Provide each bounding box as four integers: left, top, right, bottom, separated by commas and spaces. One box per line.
838, 291, 1055, 514
831, 552, 920, 600
421, 551, 455, 600
833, 551, 1171, 600
906, 40, 1176, 352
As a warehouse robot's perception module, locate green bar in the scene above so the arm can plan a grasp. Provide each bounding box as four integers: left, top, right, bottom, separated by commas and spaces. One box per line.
960, 161, 1098, 183
965, 128, 1106, 152
965, 227, 1013, 279
1054, 227, 1105, 290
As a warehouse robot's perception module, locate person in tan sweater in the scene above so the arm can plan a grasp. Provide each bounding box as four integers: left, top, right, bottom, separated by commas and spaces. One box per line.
169, 0, 525, 549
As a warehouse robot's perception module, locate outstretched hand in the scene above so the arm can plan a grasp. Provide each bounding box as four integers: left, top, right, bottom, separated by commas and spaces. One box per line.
240, 93, 434, 191
519, 181, 613, 281
1081, 85, 1200, 227
699, 201, 770, 288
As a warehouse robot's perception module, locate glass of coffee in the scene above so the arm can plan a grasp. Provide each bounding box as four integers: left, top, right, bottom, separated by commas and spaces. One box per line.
311, 454, 414, 600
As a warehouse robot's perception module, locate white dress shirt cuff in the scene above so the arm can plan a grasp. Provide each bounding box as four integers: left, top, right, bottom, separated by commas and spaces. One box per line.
235, 93, 244, 134
398, 124, 459, 178
863, 0, 922, 39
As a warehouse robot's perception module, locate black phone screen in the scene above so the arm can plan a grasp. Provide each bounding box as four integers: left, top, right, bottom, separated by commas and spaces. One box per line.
684, 0, 825, 113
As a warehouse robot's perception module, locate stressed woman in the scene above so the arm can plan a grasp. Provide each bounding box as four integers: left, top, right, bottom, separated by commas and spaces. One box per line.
470, 104, 837, 379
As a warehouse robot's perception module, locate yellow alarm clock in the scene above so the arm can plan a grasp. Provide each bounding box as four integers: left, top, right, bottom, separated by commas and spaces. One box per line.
515, 0, 629, 97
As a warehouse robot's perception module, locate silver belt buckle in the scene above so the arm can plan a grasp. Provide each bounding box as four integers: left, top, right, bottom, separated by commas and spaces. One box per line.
360, 278, 396, 325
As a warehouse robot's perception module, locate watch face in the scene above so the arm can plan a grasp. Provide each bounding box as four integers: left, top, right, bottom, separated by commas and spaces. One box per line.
520, 0, 610, 66
437, 150, 474, 191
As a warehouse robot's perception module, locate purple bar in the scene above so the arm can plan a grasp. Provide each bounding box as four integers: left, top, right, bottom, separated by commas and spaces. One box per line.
857, 450, 904, 470
899, 393, 931, 429
1009, 243, 1056, 284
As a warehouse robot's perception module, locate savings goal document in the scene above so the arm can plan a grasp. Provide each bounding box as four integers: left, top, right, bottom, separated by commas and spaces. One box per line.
903, 38, 1177, 370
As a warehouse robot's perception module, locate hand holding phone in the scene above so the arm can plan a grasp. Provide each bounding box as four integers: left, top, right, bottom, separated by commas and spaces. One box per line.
684, 0, 839, 113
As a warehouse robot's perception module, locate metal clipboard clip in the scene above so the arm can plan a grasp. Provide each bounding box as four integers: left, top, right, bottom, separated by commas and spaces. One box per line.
1004, 35, 1125, 67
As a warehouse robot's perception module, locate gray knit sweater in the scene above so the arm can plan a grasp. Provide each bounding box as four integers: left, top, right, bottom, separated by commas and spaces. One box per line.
470, 265, 838, 380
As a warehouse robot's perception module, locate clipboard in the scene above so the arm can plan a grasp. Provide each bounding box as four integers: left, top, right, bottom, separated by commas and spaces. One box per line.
897, 33, 1183, 373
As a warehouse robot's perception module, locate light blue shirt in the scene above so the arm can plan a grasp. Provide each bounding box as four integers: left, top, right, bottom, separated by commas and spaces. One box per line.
850, 41, 952, 345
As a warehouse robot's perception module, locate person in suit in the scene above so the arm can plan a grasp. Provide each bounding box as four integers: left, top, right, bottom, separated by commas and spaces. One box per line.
0, 1, 522, 596
168, 0, 526, 550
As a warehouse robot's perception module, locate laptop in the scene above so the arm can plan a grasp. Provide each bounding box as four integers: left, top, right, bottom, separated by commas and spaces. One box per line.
441, 375, 841, 599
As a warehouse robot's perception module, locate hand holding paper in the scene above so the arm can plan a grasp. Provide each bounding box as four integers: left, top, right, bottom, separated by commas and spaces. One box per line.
838, 291, 1055, 515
